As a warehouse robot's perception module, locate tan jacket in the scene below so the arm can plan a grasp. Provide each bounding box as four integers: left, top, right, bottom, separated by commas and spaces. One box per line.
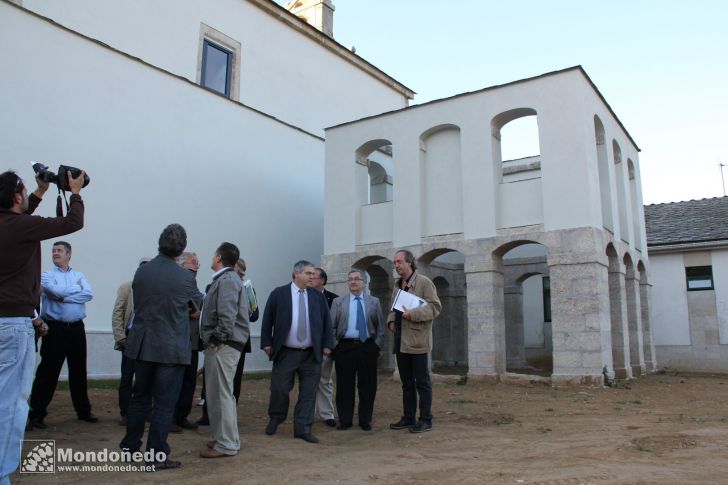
111, 281, 133, 350
387, 272, 442, 354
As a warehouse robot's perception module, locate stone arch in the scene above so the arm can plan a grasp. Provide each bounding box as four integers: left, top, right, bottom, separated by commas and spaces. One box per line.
636, 260, 655, 371
628, 159, 640, 249
607, 243, 630, 379
496, 241, 551, 376
594, 115, 613, 231
419, 124, 463, 237
623, 253, 645, 376
612, 140, 629, 242
352, 255, 395, 368
354, 139, 394, 206
418, 248, 467, 374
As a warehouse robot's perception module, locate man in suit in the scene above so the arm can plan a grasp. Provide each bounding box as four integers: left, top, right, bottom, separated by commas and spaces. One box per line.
111, 257, 150, 426
330, 269, 385, 431
119, 224, 199, 470
387, 249, 441, 434
311, 267, 338, 427
261, 260, 335, 444
199, 243, 250, 458
171, 252, 204, 432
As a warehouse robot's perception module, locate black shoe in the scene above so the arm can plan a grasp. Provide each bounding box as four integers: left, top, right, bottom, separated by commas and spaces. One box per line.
389, 418, 415, 430
30, 417, 47, 429
360, 423, 372, 431
177, 418, 198, 430
323, 418, 337, 427
265, 419, 280, 435
169, 423, 182, 433
294, 433, 319, 444
409, 421, 432, 433
78, 413, 98, 423
148, 459, 181, 471
196, 416, 209, 426
336, 423, 352, 431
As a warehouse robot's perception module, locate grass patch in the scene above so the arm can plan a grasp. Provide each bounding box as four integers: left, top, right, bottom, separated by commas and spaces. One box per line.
544, 407, 554, 412
538, 427, 552, 433
57, 379, 118, 391
448, 399, 476, 404
634, 443, 654, 453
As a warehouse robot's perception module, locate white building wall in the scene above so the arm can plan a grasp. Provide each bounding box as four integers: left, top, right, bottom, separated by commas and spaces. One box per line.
712, 249, 728, 344
19, 0, 410, 135
650, 254, 691, 345
0, 1, 406, 375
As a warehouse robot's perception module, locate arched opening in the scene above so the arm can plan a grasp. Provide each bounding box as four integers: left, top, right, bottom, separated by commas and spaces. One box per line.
628, 159, 641, 249
594, 115, 613, 231
624, 253, 644, 376
499, 242, 552, 376
354, 140, 394, 245
418, 249, 467, 375
352, 255, 395, 369
420, 124, 462, 237
637, 261, 655, 371
612, 140, 629, 242
491, 108, 544, 228
607, 244, 630, 379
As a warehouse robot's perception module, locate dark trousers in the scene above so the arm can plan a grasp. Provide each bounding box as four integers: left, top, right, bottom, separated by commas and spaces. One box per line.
396, 352, 432, 424
334, 339, 379, 427
118, 352, 135, 417
120, 360, 184, 456
200, 351, 245, 421
174, 350, 198, 423
29, 320, 91, 419
268, 347, 321, 436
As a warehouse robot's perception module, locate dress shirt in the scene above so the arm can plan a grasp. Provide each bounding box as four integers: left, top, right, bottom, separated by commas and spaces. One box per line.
41, 265, 93, 322
285, 282, 312, 348
345, 293, 369, 339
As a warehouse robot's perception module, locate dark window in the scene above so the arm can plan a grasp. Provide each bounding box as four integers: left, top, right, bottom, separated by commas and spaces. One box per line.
201, 40, 232, 96
542, 276, 551, 322
686, 266, 714, 291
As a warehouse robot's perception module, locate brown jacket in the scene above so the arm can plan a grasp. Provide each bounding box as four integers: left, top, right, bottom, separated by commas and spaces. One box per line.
387, 272, 442, 354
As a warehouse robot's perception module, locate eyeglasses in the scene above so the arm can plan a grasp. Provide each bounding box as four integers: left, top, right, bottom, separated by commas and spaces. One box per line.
348, 277, 364, 282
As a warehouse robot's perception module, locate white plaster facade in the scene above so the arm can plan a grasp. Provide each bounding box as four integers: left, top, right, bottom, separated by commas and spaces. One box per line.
0, 0, 411, 377
323, 67, 654, 385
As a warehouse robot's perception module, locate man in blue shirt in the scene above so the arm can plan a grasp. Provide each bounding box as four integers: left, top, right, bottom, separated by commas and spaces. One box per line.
28, 241, 96, 429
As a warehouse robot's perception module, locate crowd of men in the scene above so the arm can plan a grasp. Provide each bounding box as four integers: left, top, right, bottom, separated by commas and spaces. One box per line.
0, 169, 442, 480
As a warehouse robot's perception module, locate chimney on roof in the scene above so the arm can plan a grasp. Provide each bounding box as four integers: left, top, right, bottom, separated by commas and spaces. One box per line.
284, 0, 335, 38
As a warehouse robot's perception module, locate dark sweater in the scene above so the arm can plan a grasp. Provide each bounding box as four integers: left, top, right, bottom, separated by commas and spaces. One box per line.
0, 193, 84, 317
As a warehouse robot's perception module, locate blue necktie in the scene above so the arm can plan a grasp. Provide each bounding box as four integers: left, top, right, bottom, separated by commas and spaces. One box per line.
355, 296, 367, 341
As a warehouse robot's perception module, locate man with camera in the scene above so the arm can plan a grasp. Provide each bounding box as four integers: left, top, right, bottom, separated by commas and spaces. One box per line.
0, 168, 86, 483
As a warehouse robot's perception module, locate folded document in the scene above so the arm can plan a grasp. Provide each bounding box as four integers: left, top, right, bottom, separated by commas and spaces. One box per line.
391, 289, 427, 312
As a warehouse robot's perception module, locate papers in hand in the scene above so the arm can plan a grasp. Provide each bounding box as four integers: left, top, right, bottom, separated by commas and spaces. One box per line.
391, 289, 427, 313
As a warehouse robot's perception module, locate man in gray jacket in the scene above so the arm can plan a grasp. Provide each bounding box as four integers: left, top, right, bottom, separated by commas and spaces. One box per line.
199, 242, 250, 458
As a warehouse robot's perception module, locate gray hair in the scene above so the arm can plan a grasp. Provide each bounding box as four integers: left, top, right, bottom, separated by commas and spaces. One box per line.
394, 249, 417, 271
348, 269, 368, 284
292, 260, 314, 279
176, 251, 196, 266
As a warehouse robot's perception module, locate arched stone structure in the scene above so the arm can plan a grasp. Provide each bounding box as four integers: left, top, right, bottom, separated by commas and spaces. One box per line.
607, 244, 631, 379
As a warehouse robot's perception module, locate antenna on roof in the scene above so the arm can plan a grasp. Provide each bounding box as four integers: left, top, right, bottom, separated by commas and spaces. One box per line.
720, 162, 726, 196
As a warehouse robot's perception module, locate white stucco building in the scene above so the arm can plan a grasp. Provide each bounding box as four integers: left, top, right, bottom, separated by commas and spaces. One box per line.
645, 196, 728, 372
323, 67, 655, 385
0, 0, 412, 376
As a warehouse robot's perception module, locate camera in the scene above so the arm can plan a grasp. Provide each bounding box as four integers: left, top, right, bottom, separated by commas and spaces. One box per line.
31, 162, 90, 192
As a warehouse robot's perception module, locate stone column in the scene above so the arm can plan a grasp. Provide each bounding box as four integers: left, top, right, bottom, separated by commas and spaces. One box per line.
625, 270, 646, 376
465, 257, 505, 376
548, 259, 609, 386
608, 261, 632, 379
504, 284, 525, 370
639, 279, 657, 372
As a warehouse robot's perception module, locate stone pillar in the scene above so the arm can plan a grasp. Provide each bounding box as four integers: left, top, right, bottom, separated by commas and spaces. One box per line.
548, 259, 609, 385
625, 270, 646, 376
504, 284, 525, 369
639, 279, 657, 372
608, 261, 632, 379
465, 258, 505, 376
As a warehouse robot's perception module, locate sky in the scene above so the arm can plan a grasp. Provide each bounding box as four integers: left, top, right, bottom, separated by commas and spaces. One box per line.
279, 0, 728, 204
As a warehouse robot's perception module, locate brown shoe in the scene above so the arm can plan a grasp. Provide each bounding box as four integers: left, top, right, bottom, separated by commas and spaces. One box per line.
199, 448, 235, 459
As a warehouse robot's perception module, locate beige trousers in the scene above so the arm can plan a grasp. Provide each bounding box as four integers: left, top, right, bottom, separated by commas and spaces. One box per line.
205, 344, 240, 454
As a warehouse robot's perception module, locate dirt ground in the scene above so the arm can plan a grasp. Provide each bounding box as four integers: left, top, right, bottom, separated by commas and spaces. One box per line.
13, 371, 728, 484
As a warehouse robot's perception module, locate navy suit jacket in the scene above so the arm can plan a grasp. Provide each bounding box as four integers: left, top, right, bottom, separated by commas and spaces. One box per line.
261, 283, 335, 363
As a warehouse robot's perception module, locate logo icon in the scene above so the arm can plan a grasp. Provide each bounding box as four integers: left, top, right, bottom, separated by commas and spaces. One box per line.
20, 440, 55, 474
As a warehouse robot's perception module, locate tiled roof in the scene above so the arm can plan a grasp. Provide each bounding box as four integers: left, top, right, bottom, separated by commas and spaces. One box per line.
645, 196, 728, 247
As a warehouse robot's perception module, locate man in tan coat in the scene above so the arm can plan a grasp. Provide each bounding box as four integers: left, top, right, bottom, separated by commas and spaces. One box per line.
111, 257, 150, 425
387, 249, 441, 433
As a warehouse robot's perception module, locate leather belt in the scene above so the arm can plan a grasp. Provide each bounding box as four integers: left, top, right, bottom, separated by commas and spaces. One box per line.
283, 346, 312, 351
